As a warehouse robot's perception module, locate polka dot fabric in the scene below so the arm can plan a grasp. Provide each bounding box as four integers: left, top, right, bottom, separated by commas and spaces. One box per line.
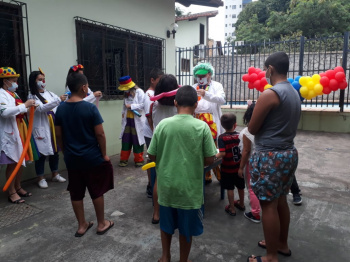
0, 67, 20, 78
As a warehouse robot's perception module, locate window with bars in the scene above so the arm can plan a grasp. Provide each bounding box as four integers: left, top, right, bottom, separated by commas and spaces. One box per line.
75, 17, 165, 99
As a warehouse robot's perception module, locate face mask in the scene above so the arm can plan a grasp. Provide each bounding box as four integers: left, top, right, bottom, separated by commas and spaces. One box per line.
265, 67, 271, 85
37, 81, 46, 90
6, 80, 18, 92
197, 76, 208, 86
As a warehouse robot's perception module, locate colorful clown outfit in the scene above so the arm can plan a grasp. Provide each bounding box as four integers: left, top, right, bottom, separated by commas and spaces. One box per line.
192, 63, 226, 182
0, 68, 39, 166
118, 76, 145, 167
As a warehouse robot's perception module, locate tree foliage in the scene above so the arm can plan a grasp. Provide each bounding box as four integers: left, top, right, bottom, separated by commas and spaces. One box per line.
233, 0, 350, 42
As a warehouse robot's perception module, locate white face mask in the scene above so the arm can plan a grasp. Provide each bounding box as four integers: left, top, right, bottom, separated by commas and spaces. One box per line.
37, 81, 46, 90
266, 67, 271, 85
6, 80, 18, 92
197, 76, 208, 86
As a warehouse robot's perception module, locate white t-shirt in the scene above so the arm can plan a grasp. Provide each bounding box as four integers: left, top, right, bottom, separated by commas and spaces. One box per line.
238, 127, 255, 154
152, 101, 177, 129
143, 89, 154, 138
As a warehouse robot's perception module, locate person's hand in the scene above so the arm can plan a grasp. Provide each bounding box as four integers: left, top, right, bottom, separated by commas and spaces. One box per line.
103, 155, 110, 162
94, 91, 102, 97
24, 99, 36, 108
238, 168, 244, 178
196, 89, 206, 97
125, 104, 131, 109
122, 113, 124, 118
60, 94, 67, 101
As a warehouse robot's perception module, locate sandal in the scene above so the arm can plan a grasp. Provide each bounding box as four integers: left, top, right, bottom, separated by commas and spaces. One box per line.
234, 200, 245, 211
16, 187, 32, 197
8, 192, 25, 204
258, 240, 292, 257
247, 255, 263, 262
225, 205, 236, 216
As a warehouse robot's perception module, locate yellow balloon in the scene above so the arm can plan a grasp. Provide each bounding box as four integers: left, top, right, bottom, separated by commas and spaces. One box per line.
308, 90, 316, 98
307, 80, 315, 90
311, 74, 321, 83
299, 76, 311, 86
314, 83, 323, 94
299, 86, 308, 97
141, 162, 156, 170
264, 84, 273, 90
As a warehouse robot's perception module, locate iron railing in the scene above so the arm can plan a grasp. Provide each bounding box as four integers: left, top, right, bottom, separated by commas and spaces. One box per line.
176, 33, 350, 111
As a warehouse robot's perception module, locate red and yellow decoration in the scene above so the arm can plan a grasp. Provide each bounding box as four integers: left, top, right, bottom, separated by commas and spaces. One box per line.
70, 64, 84, 72
195, 113, 217, 140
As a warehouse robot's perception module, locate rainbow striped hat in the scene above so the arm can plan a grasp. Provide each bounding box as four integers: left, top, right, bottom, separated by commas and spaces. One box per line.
118, 76, 136, 91
0, 67, 20, 78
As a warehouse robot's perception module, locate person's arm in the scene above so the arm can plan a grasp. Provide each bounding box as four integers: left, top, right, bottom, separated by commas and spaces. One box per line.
248, 89, 280, 135
0, 97, 34, 118
216, 152, 226, 158
201, 82, 226, 105
83, 88, 97, 103
238, 134, 252, 178
55, 125, 64, 153
204, 156, 215, 166
34, 96, 60, 113
94, 123, 109, 161
149, 154, 156, 162
130, 90, 145, 111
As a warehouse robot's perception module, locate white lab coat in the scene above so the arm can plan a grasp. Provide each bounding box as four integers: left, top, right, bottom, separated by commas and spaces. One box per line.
28, 90, 61, 156
193, 80, 226, 137
119, 88, 145, 145
65, 87, 97, 103
0, 88, 28, 166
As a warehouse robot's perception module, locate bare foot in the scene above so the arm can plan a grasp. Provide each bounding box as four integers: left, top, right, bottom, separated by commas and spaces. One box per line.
76, 221, 93, 235
248, 255, 268, 262
8, 192, 25, 203
258, 240, 290, 255
97, 220, 114, 233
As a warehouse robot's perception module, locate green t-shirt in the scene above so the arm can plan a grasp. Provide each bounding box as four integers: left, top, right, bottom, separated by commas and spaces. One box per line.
147, 114, 217, 209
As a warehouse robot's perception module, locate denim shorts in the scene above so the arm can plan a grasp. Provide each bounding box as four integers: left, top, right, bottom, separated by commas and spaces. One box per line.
159, 205, 203, 242
249, 149, 298, 201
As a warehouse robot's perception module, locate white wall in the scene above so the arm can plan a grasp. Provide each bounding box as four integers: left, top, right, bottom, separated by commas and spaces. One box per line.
175, 17, 208, 48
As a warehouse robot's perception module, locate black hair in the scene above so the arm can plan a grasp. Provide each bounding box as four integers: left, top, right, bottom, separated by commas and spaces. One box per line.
264, 51, 289, 75
175, 85, 197, 107
243, 103, 256, 125
0, 78, 4, 88
155, 74, 178, 106
65, 67, 84, 87
220, 113, 236, 131
29, 71, 46, 104
67, 73, 88, 93
149, 68, 164, 81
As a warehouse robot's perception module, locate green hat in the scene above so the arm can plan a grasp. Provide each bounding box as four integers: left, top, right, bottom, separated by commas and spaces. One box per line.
193, 62, 214, 77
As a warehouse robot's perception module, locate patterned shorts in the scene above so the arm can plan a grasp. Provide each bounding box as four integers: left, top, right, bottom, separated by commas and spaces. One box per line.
249, 149, 298, 201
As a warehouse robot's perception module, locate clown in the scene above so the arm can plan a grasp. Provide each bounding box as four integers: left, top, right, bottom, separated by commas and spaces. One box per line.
192, 62, 226, 183
118, 76, 145, 167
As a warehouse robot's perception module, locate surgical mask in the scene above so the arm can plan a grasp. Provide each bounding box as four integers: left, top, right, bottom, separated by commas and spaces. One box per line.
197, 76, 208, 86
266, 67, 271, 85
6, 80, 18, 92
37, 81, 46, 90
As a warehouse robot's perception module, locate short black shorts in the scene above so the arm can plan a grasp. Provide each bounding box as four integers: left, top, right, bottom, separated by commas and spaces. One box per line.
67, 161, 114, 201
220, 172, 245, 190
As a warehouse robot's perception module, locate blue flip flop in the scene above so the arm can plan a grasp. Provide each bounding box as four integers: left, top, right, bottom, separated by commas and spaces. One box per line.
247, 255, 263, 262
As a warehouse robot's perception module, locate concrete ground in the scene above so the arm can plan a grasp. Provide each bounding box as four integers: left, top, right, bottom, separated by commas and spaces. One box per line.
0, 129, 349, 262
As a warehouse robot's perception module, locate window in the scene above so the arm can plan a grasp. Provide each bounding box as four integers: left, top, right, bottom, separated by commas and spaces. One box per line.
233, 5, 236, 9
225, 6, 227, 9
0, 1, 30, 99
232, 24, 235, 28
75, 17, 164, 98
225, 24, 227, 27
225, 33, 227, 36
240, 5, 242, 8
232, 14, 236, 18
181, 59, 190, 72
200, 24, 205, 44
225, 15, 227, 18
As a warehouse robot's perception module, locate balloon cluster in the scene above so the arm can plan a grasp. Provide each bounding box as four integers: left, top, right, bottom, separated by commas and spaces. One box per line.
242, 67, 272, 92
243, 66, 348, 100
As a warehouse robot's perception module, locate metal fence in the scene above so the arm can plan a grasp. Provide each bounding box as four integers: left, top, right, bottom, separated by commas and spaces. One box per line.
176, 32, 350, 111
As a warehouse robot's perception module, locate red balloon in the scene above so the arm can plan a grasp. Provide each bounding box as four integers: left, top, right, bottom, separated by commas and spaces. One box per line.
329, 79, 339, 91
249, 73, 258, 83
248, 82, 254, 89
248, 67, 256, 75
254, 80, 261, 89
339, 81, 348, 90
334, 66, 344, 73
320, 76, 330, 87
323, 87, 331, 95
258, 71, 265, 79
242, 74, 249, 82
326, 70, 336, 79
335, 72, 346, 82
319, 72, 326, 77
255, 68, 262, 75
260, 77, 268, 88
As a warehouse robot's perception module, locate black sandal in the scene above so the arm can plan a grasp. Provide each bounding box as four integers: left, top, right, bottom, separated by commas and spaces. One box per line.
8, 192, 25, 204
16, 187, 32, 197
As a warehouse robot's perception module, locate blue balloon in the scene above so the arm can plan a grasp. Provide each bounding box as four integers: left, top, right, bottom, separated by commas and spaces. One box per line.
292, 81, 301, 90
288, 78, 294, 84
295, 75, 301, 82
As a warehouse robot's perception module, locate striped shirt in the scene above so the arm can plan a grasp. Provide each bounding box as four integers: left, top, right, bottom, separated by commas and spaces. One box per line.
218, 131, 241, 174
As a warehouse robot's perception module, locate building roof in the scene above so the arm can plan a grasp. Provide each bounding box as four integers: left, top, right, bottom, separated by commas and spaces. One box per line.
176, 0, 223, 8
175, 10, 219, 22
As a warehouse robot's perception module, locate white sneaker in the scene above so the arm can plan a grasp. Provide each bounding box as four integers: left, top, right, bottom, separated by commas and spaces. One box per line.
38, 179, 48, 189
52, 174, 66, 183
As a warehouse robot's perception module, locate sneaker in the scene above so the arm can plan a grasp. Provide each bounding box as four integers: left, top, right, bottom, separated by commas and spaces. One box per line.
38, 179, 48, 189
52, 174, 66, 182
244, 212, 261, 223
293, 193, 302, 205
146, 185, 152, 198
135, 162, 144, 168
119, 161, 128, 167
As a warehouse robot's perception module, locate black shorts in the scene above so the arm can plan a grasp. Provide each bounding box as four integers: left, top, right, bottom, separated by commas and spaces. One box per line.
67, 161, 114, 201
220, 172, 245, 190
